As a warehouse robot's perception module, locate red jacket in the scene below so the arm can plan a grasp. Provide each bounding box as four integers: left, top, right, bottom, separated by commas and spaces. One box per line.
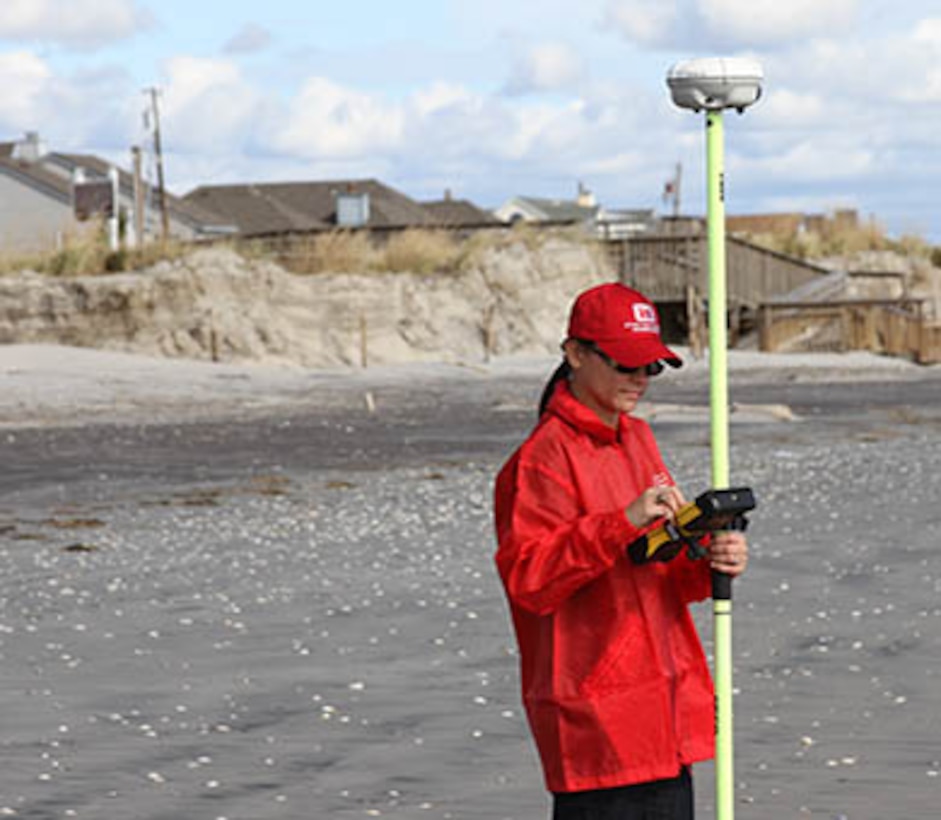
494, 382, 714, 793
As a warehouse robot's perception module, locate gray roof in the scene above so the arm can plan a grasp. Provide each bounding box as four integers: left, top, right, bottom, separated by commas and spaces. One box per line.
54, 153, 226, 230
421, 197, 500, 227
0, 141, 227, 231
0, 150, 72, 203
515, 196, 599, 223
185, 178, 443, 237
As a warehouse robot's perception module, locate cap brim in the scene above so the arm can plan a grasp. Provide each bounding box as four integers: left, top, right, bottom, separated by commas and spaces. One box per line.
595, 337, 683, 369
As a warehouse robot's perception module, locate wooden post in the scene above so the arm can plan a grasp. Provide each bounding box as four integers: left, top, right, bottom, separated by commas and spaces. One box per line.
916, 301, 926, 364
209, 309, 219, 363
131, 146, 145, 247
687, 284, 704, 358
758, 304, 770, 352
482, 303, 496, 363
359, 312, 368, 368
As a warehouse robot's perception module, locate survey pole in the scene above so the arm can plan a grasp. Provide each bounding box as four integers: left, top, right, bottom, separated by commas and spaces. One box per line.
666, 56, 763, 820
706, 110, 730, 490
705, 107, 735, 820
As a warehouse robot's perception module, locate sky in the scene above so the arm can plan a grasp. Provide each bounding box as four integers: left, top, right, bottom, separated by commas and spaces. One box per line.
1, 0, 939, 240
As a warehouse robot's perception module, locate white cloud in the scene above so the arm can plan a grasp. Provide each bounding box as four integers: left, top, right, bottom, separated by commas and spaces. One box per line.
253, 71, 660, 189
274, 77, 406, 158
0, 0, 151, 49
0, 50, 136, 147
699, 0, 858, 46
410, 82, 478, 119
603, 0, 679, 48
758, 89, 828, 128
0, 50, 52, 127
745, 139, 876, 183
222, 23, 273, 56
604, 0, 860, 49
762, 17, 941, 106
504, 42, 585, 95
913, 17, 941, 43
161, 56, 269, 152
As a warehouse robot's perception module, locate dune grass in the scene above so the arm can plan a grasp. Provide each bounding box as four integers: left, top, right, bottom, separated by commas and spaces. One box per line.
738, 212, 937, 264
262, 223, 590, 276
5, 217, 936, 280
0, 222, 191, 278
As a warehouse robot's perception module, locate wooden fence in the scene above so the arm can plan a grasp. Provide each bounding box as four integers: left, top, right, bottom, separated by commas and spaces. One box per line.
758, 298, 941, 364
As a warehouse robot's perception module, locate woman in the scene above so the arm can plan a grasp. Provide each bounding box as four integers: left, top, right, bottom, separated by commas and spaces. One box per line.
494, 282, 748, 820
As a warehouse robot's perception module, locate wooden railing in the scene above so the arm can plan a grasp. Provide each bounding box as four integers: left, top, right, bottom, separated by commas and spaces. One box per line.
607, 234, 828, 305
758, 299, 941, 364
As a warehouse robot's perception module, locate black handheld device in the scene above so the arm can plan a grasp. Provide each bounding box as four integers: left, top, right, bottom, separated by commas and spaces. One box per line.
627, 487, 756, 565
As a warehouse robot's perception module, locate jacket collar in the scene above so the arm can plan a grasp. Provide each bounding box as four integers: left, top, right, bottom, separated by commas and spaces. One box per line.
547, 380, 630, 444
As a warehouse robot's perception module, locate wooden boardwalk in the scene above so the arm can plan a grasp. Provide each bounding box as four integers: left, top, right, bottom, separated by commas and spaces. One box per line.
606, 234, 829, 307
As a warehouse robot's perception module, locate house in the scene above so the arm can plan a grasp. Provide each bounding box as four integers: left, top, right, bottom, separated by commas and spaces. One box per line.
494, 184, 600, 226
0, 132, 232, 253
184, 179, 496, 238
494, 183, 656, 239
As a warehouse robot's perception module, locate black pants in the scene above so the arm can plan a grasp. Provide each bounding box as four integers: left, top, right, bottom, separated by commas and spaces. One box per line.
552, 768, 693, 820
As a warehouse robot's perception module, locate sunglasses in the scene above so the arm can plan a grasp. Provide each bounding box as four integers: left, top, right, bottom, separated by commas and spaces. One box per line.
578, 340, 665, 377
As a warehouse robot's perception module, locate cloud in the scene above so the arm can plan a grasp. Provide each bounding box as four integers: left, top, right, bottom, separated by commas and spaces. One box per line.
698, 0, 858, 46
161, 56, 270, 152
745, 139, 876, 183
273, 77, 406, 159
504, 42, 585, 95
218, 68, 664, 193
0, 51, 52, 127
603, 0, 680, 48
757, 89, 829, 128
0, 49, 137, 147
222, 23, 273, 56
760, 17, 941, 106
0, 0, 152, 49
913, 17, 941, 43
603, 0, 860, 49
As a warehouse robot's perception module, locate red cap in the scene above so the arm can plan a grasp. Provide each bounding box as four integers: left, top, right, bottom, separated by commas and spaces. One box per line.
567, 283, 682, 368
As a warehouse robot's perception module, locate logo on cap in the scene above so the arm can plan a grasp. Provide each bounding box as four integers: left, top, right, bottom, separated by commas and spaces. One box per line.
624, 303, 659, 334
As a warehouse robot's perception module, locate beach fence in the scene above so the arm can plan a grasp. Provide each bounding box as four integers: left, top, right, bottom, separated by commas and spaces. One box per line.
758, 298, 941, 364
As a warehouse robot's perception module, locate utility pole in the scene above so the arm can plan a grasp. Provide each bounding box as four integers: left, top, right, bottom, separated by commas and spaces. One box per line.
145, 87, 170, 242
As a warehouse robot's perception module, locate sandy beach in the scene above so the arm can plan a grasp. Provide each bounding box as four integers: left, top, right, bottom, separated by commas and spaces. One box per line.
1, 344, 940, 819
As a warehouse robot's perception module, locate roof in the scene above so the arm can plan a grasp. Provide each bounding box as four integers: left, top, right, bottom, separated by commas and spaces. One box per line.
54, 153, 226, 230
0, 140, 228, 231
185, 178, 445, 237
421, 197, 500, 227
0, 151, 73, 204
504, 195, 600, 223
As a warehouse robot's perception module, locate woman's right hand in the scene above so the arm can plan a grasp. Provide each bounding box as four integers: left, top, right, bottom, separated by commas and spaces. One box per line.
625, 485, 685, 529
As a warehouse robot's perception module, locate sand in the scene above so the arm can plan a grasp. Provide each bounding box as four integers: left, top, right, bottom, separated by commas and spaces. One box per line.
1, 344, 940, 819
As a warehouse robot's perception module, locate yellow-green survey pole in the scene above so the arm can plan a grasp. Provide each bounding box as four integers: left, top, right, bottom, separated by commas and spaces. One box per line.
706, 107, 735, 820
668, 55, 763, 820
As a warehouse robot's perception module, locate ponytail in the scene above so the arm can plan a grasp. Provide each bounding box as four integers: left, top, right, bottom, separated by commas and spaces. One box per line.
538, 360, 571, 417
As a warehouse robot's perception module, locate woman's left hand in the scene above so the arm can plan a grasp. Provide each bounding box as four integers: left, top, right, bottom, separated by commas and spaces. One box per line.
708, 531, 749, 577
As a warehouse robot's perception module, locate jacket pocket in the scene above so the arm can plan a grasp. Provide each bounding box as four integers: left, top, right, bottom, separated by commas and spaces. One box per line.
580, 613, 649, 695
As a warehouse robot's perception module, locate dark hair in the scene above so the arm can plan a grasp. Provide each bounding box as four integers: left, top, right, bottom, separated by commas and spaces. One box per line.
538, 359, 571, 417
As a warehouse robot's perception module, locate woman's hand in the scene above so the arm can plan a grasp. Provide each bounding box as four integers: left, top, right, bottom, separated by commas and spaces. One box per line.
708, 531, 749, 577
625, 485, 686, 529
